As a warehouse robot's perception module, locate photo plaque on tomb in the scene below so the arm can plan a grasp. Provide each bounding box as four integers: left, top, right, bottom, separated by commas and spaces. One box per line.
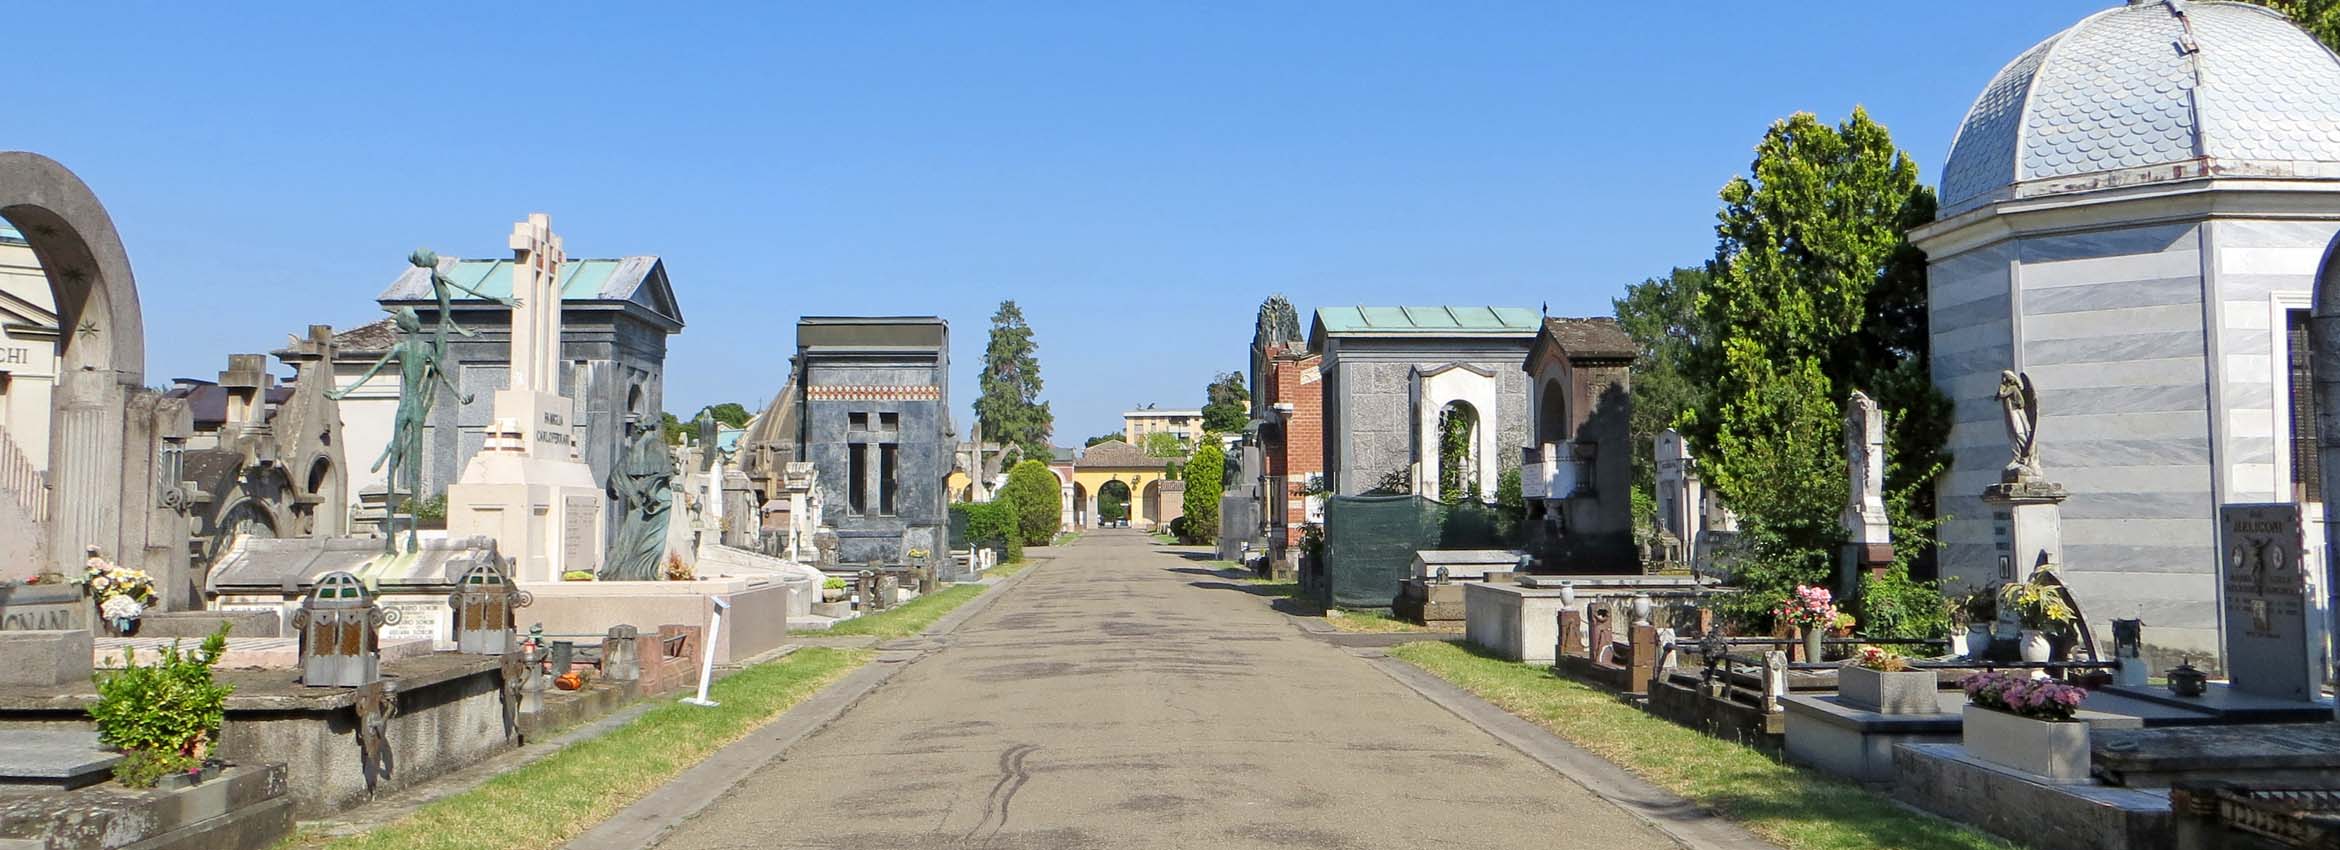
2218, 504, 2316, 702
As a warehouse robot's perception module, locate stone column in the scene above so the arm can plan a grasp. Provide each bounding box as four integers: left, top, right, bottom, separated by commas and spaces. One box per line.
48, 370, 123, 574
1982, 478, 2067, 644
1840, 392, 1893, 595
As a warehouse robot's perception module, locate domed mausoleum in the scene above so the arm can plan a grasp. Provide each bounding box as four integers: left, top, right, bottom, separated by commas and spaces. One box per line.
1916, 0, 2340, 665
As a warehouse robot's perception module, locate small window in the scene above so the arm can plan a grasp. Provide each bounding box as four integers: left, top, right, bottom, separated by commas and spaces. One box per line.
879, 443, 899, 515
848, 412, 869, 432
879, 412, 899, 432
847, 443, 869, 514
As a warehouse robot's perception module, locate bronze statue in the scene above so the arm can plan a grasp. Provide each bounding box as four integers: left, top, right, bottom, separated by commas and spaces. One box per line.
410, 249, 517, 340
602, 416, 674, 581
330, 307, 469, 552
1995, 370, 2042, 483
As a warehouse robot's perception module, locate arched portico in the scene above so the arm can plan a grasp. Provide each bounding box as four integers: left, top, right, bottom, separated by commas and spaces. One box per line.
0, 152, 150, 574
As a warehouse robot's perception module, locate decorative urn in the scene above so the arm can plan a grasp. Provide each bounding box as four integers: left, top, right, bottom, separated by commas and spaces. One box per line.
2167, 661, 2208, 698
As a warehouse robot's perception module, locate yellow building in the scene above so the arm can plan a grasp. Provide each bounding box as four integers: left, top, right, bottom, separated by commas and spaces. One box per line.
1122, 408, 1204, 447
1067, 440, 1183, 531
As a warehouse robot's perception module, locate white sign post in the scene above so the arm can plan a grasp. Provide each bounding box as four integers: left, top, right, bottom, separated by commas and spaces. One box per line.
681, 596, 730, 707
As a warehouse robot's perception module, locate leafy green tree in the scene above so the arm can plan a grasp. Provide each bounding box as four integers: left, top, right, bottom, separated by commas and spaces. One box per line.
705, 402, 753, 428
1201, 371, 1250, 433
2241, 0, 2340, 50
975, 301, 1055, 462
1142, 431, 1186, 457
998, 459, 1062, 546
1612, 266, 1709, 531
1099, 483, 1130, 523
660, 412, 689, 446
1684, 108, 1946, 628
1084, 432, 1125, 448
1179, 442, 1225, 544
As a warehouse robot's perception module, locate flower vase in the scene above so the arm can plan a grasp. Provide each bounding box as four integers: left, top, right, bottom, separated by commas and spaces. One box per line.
1948, 631, 1970, 658
1802, 628, 1824, 663
1966, 623, 1995, 659
105, 616, 138, 637
2019, 629, 2052, 663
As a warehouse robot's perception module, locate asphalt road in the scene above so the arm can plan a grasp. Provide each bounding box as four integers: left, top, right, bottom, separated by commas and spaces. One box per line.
651, 529, 1675, 850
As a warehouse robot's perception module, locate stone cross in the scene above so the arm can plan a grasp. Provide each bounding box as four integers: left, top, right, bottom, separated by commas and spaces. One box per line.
1840, 392, 1894, 594
507, 213, 566, 394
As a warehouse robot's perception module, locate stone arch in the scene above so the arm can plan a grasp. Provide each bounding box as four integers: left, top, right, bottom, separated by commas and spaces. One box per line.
1140, 479, 1163, 530
1098, 478, 1132, 526
0, 152, 147, 572
1072, 482, 1089, 528
1434, 400, 1483, 502
304, 454, 345, 537
1535, 377, 1569, 446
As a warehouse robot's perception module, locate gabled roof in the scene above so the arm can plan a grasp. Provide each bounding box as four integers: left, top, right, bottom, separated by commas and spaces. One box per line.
1309, 306, 1540, 350
377, 256, 683, 331
1527, 317, 1638, 368
1075, 439, 1179, 469
331, 317, 399, 355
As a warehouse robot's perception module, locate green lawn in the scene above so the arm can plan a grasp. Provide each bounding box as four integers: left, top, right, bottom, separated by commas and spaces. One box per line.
805, 583, 989, 638
1388, 641, 2016, 850
985, 559, 1035, 579
288, 647, 869, 850
1322, 608, 1442, 633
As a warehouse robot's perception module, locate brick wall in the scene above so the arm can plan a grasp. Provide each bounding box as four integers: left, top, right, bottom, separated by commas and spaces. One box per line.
1261, 344, 1324, 546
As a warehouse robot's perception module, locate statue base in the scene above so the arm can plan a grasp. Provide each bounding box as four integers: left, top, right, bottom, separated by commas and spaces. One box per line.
447, 390, 607, 582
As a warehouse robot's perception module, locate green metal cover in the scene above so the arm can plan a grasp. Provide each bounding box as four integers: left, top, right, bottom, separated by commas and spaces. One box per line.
1314, 306, 1539, 335
441, 258, 623, 300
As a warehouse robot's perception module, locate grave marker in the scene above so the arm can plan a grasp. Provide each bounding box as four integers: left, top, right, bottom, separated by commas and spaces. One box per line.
2218, 504, 2318, 702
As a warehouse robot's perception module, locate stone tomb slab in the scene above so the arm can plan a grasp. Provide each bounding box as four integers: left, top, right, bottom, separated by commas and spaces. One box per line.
0, 729, 120, 790
2092, 722, 2340, 788
2098, 682, 2334, 724
94, 636, 434, 670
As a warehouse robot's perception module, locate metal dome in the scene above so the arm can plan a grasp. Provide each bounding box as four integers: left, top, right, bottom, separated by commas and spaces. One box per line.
1939, 1, 2340, 215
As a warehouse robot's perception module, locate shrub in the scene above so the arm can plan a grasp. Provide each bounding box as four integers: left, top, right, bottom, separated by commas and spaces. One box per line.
1179, 442, 1225, 544
1854, 563, 1950, 639
561, 570, 595, 581
90, 624, 234, 787
951, 500, 1025, 561
998, 460, 1062, 547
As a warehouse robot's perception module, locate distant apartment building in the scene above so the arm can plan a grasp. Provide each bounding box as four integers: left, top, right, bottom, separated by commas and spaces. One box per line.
1123, 408, 1204, 447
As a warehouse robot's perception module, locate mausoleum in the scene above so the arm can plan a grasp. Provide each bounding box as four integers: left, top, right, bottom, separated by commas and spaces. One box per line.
1920, 0, 2340, 663
1309, 306, 1539, 499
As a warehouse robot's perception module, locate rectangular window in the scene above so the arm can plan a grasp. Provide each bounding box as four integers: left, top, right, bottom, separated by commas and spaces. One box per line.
2289, 309, 2321, 504
879, 412, 899, 432
848, 412, 869, 433
847, 443, 868, 515
879, 443, 899, 515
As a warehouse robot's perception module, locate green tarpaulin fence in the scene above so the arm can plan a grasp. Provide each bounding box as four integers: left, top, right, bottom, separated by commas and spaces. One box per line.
1316, 494, 1514, 608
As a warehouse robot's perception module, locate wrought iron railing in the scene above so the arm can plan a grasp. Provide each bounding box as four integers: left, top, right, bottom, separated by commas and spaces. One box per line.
0, 424, 48, 520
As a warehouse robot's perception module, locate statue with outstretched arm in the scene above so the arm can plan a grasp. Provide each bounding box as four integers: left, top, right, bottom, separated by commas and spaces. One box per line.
410, 248, 519, 340
330, 307, 472, 552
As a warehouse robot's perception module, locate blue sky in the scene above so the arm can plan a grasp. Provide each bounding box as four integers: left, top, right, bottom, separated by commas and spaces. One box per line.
9, 2, 2102, 442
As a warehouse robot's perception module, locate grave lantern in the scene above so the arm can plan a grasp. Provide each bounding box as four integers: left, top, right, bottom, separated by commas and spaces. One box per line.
448, 562, 533, 654
291, 571, 395, 687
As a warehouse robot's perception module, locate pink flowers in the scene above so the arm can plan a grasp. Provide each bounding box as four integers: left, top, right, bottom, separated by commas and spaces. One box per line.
1960, 670, 2085, 721
1775, 584, 1839, 630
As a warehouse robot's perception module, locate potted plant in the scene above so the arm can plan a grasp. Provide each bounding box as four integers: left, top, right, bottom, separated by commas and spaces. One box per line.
1775, 584, 1839, 662
1839, 645, 1941, 715
89, 624, 235, 789
1957, 670, 2090, 780
821, 577, 849, 603
1997, 570, 2075, 662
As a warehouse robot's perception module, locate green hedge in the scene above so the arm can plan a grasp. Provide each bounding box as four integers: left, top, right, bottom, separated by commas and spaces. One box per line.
950, 501, 1023, 561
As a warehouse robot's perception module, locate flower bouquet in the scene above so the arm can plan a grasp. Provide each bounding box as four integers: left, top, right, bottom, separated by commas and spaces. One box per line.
79, 552, 157, 636
1775, 584, 1839, 661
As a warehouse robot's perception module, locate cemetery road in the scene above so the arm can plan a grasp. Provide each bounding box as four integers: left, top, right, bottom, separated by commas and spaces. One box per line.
650, 530, 1679, 849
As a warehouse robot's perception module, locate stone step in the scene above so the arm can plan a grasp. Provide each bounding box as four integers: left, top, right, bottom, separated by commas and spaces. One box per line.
0, 729, 119, 791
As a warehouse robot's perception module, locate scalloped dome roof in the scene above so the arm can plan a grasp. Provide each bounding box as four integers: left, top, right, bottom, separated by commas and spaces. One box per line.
1939, 1, 2340, 215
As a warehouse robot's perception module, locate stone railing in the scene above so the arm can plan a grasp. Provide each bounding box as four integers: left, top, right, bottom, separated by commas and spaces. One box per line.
0, 424, 47, 520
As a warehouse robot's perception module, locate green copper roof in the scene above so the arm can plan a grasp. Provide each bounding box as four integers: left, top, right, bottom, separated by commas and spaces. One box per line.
432, 258, 623, 300
1312, 306, 1541, 335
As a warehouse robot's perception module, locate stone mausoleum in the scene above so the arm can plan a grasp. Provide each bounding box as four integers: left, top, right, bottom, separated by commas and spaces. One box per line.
1309, 306, 1539, 498
1921, 0, 2340, 662
366, 253, 684, 518
759, 317, 954, 567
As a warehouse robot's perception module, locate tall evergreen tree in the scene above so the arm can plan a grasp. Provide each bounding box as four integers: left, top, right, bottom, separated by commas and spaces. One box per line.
974, 301, 1055, 462
1683, 108, 1947, 625
1612, 265, 1710, 527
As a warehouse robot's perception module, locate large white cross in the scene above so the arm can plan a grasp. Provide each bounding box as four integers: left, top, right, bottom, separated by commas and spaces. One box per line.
507, 213, 566, 393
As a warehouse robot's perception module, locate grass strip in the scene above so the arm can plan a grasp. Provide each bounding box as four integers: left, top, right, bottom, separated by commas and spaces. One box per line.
984, 559, 1035, 580
808, 583, 988, 638
292, 647, 869, 850
1321, 608, 1442, 633
1387, 641, 2015, 850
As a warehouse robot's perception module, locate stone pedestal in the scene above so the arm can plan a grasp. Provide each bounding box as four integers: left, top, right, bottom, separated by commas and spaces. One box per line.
447, 389, 606, 583
1982, 479, 2067, 643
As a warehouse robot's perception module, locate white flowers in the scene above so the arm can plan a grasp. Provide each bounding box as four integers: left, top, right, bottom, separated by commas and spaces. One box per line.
100, 595, 146, 621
